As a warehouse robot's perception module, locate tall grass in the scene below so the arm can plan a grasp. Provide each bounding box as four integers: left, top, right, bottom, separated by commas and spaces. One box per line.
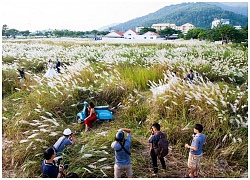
2, 39, 248, 178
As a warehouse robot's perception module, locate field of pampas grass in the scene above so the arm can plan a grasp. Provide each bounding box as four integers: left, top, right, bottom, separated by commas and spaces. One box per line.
2, 38, 248, 178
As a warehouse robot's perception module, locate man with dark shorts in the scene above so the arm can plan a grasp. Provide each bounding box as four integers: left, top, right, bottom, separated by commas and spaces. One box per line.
184, 124, 206, 178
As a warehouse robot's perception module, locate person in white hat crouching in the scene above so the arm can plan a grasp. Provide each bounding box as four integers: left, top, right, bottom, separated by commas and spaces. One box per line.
53, 128, 76, 163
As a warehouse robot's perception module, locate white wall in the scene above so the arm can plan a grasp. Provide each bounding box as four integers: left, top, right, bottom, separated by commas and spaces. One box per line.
123, 29, 137, 39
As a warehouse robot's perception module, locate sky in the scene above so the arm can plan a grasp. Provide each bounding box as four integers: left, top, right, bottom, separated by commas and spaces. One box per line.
1, 0, 184, 32
1, 0, 245, 32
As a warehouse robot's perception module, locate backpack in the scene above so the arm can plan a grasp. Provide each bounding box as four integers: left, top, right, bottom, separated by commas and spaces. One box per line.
154, 132, 168, 158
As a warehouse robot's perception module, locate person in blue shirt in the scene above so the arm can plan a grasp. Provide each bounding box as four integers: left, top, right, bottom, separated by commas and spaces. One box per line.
53, 128, 75, 157
41, 146, 64, 178
184, 124, 206, 178
111, 128, 132, 178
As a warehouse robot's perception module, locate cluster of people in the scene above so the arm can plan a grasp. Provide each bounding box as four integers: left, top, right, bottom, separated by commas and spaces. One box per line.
111, 123, 206, 178
41, 123, 205, 178
17, 59, 61, 81
41, 128, 76, 178
44, 59, 61, 78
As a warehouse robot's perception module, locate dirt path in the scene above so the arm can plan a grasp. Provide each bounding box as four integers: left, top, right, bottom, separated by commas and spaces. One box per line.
137, 138, 235, 178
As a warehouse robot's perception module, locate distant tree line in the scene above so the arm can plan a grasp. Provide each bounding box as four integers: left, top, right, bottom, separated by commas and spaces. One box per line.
2, 24, 109, 39
139, 24, 248, 43
2, 24, 248, 44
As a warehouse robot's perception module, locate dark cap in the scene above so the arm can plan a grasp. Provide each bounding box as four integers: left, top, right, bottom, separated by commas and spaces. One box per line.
115, 130, 124, 141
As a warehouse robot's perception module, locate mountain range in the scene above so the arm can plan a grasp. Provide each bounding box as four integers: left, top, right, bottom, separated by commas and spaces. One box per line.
106, 2, 248, 31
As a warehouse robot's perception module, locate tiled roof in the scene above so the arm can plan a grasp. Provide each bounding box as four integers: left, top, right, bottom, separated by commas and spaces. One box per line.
130, 29, 139, 35
115, 31, 124, 36
144, 31, 160, 37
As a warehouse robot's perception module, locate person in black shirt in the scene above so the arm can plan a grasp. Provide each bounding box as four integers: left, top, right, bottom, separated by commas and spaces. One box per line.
17, 67, 26, 79
185, 70, 194, 81
41, 146, 64, 178
56, 59, 61, 73
148, 123, 167, 175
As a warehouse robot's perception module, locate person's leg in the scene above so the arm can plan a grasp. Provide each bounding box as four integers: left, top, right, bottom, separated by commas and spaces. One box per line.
189, 167, 195, 177
85, 124, 89, 132
194, 167, 198, 177
125, 163, 133, 178
150, 149, 158, 173
159, 157, 166, 170
186, 153, 195, 178
193, 154, 202, 177
114, 164, 122, 178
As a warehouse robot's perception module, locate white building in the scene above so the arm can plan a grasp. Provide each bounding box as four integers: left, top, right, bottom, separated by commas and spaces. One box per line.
178, 23, 196, 34
151, 23, 177, 31
141, 31, 160, 40
123, 29, 138, 39
234, 26, 242, 30
104, 31, 124, 38
211, 18, 230, 29
151, 23, 195, 34
135, 26, 144, 33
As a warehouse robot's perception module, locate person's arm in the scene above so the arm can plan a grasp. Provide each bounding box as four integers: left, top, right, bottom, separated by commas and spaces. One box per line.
118, 128, 132, 134
184, 141, 198, 151
185, 144, 197, 151
70, 133, 76, 146
84, 108, 93, 120
57, 166, 64, 178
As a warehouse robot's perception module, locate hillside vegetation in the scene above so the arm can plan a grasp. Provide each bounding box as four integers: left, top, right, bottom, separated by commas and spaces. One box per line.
112, 2, 248, 31
2, 38, 248, 178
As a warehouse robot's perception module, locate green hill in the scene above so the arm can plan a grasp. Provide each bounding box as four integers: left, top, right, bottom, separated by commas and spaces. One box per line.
111, 2, 248, 31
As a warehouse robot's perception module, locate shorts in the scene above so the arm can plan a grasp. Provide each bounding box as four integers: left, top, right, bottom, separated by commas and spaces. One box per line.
114, 163, 132, 178
188, 152, 202, 169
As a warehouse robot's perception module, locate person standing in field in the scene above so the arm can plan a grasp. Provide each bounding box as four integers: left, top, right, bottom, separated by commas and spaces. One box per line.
83, 102, 97, 132
184, 124, 206, 178
111, 128, 133, 178
56, 58, 61, 73
44, 59, 57, 78
148, 123, 167, 175
17, 67, 26, 79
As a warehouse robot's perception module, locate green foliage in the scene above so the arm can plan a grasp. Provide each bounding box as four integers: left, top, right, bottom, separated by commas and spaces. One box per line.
2, 55, 16, 64
112, 2, 247, 31
185, 28, 205, 40
139, 27, 156, 35
2, 70, 22, 97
